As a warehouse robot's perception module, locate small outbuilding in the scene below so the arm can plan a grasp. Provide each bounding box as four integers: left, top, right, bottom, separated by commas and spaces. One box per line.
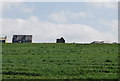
12, 35, 32, 43
0, 36, 7, 43
91, 41, 104, 44
56, 37, 65, 43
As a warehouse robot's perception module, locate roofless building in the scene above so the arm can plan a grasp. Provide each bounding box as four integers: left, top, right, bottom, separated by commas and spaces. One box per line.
0, 36, 7, 43
56, 37, 65, 43
12, 35, 32, 43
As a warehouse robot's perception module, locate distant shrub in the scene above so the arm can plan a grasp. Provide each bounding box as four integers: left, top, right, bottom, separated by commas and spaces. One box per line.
50, 60, 53, 62
43, 59, 46, 62
105, 60, 112, 62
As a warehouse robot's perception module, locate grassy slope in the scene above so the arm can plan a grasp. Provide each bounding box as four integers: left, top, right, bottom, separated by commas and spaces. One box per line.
2, 43, 118, 79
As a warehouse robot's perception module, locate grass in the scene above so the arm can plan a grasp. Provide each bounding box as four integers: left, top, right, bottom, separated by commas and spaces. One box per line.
2, 43, 119, 79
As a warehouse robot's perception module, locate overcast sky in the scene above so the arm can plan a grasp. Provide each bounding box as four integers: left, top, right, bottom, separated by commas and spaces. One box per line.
1, 1, 118, 43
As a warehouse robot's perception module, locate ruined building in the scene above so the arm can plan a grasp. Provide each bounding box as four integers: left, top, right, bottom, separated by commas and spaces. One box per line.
12, 35, 32, 43
0, 36, 7, 43
56, 37, 65, 43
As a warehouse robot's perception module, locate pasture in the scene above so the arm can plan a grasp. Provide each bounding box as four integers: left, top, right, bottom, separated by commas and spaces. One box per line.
2, 43, 119, 79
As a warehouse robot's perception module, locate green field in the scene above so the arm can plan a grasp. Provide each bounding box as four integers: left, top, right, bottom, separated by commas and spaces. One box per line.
2, 43, 119, 79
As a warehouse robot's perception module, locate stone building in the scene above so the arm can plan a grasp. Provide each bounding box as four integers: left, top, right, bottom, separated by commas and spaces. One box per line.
12, 35, 32, 43
56, 37, 65, 43
91, 41, 104, 44
0, 36, 7, 43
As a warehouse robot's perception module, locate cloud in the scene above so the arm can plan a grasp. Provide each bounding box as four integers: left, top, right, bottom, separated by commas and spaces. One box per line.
48, 10, 68, 23
20, 7, 34, 13
1, 2, 34, 14
48, 10, 93, 23
2, 16, 117, 43
88, 2, 118, 9
1, 2, 22, 10
99, 20, 118, 34
0, 2, 23, 14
